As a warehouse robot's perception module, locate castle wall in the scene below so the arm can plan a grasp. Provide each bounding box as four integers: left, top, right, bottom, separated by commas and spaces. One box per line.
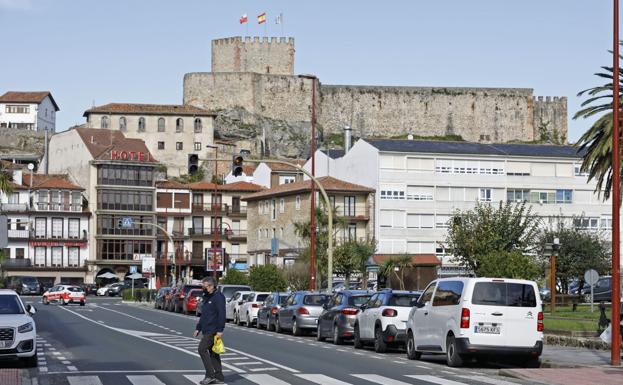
211, 36, 295, 75
532, 96, 568, 141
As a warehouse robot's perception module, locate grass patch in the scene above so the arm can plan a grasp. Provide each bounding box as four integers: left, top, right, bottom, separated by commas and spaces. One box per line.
544, 304, 609, 321
543, 318, 597, 332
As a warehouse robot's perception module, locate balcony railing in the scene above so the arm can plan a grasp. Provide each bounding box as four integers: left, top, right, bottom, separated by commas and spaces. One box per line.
8, 229, 29, 239
31, 231, 86, 240
187, 228, 247, 239
0, 203, 28, 212
1, 258, 87, 270
226, 230, 247, 240
191, 203, 226, 214
36, 203, 83, 212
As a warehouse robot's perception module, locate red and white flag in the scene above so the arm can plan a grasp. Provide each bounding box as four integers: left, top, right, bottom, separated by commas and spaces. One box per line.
258, 12, 266, 24
239, 14, 248, 24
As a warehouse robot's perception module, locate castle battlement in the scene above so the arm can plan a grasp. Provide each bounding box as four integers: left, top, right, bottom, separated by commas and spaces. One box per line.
212, 36, 294, 45
534, 95, 567, 103
211, 36, 295, 75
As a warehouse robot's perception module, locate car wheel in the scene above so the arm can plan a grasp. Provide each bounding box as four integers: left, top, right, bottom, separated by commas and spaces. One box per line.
61, 299, 68, 306
256, 316, 264, 330
246, 314, 253, 328
406, 331, 421, 360
268, 317, 275, 332
374, 326, 388, 353
23, 353, 38, 368
332, 325, 343, 345
583, 293, 592, 303
446, 335, 464, 367
523, 356, 541, 368
43, 297, 49, 305
292, 319, 303, 336
80, 301, 85, 307
353, 324, 363, 349
275, 317, 283, 333
316, 323, 325, 341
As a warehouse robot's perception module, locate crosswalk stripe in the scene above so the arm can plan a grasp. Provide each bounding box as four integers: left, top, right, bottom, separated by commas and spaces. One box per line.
295, 374, 353, 385
67, 376, 104, 385
456, 375, 519, 385
242, 374, 290, 385
351, 374, 411, 385
127, 375, 166, 385
405, 375, 467, 385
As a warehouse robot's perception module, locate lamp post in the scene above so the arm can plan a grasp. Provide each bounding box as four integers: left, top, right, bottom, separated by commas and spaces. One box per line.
206, 144, 220, 280
299, 74, 317, 290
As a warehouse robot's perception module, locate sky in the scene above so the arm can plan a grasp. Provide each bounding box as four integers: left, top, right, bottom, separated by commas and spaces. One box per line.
0, 0, 614, 142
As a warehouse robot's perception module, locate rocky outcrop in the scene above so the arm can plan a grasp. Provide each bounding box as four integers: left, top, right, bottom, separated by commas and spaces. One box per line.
0, 128, 45, 155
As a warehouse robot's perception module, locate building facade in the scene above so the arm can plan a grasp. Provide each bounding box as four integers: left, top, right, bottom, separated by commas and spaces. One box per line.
251, 160, 305, 189
0, 91, 59, 132
83, 103, 216, 177
244, 176, 375, 267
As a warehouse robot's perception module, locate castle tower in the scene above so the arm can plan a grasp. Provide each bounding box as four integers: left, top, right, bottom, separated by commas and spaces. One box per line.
211, 36, 295, 75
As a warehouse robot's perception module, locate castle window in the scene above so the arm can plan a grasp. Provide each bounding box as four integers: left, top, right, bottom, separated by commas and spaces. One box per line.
119, 117, 127, 132
101, 116, 109, 129
158, 118, 165, 132
194, 118, 202, 133
138, 117, 146, 132
176, 118, 184, 132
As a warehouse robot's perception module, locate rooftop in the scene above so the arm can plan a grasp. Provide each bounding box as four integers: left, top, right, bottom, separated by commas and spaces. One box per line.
83, 103, 214, 117
372, 254, 441, 266
0, 91, 59, 111
74, 127, 157, 163
264, 159, 306, 172
189, 181, 264, 192
243, 176, 373, 201
22, 174, 83, 190
364, 139, 584, 159
321, 149, 345, 159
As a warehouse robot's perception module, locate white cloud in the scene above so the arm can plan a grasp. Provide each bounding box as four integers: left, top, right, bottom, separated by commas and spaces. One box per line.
0, 0, 34, 10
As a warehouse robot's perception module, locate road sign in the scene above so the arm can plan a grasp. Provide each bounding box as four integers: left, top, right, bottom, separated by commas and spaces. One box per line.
121, 217, 133, 228
129, 266, 138, 274
142, 257, 155, 272
205, 248, 224, 272
585, 269, 600, 286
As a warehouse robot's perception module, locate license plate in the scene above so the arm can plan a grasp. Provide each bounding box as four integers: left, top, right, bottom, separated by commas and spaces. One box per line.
70, 294, 82, 298
475, 325, 500, 334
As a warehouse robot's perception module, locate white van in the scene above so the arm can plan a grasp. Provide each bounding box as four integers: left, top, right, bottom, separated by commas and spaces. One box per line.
405, 277, 543, 367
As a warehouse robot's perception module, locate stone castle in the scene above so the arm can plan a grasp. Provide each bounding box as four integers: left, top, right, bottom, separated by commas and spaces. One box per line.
184, 36, 567, 157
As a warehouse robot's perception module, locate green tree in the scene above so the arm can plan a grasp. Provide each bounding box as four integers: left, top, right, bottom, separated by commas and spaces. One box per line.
445, 201, 542, 279
538, 216, 611, 295
379, 255, 413, 290
0, 166, 13, 195
334, 239, 376, 288
574, 43, 623, 200
219, 269, 249, 285
248, 264, 287, 292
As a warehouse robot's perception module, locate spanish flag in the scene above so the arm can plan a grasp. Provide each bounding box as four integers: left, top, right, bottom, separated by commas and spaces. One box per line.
258, 12, 266, 24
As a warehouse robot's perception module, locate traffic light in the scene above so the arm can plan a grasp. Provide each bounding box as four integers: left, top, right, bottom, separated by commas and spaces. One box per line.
232, 155, 243, 177
188, 154, 199, 174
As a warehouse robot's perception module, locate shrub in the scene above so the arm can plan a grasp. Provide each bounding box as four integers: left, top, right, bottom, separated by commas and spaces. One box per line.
122, 288, 157, 302
249, 264, 287, 292
219, 269, 249, 286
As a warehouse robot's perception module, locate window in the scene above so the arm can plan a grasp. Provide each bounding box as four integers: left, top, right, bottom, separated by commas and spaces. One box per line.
574, 217, 599, 230
97, 239, 152, 261
344, 196, 356, 216
435, 215, 450, 229
380, 187, 405, 200
68, 219, 80, 239
418, 283, 436, 305
138, 117, 146, 132
194, 142, 201, 151
279, 175, 296, 185
176, 142, 183, 151
34, 247, 45, 266
68, 247, 80, 267
35, 218, 46, 238
407, 214, 434, 229
194, 118, 202, 133
574, 164, 589, 177
158, 141, 165, 150
15, 248, 24, 259
176, 118, 184, 132
479, 188, 492, 202
279, 198, 285, 213
52, 218, 63, 238
97, 190, 153, 211
601, 217, 613, 229
432, 281, 464, 306
158, 118, 165, 132
555, 189, 573, 204
295, 195, 301, 210
101, 116, 109, 128
472, 282, 536, 307
51, 247, 62, 267
346, 223, 357, 241
406, 186, 434, 200
6, 105, 30, 114
380, 210, 405, 228
271, 199, 276, 220
507, 189, 529, 203
435, 159, 504, 175
119, 117, 127, 131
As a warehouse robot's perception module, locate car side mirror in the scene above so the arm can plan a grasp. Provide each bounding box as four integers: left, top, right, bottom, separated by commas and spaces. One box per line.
26, 304, 36, 315
360, 304, 367, 311
238, 301, 243, 305
415, 302, 426, 309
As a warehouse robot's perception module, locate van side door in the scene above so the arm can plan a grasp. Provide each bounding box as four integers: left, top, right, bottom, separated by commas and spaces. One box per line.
413, 282, 436, 349
430, 280, 464, 351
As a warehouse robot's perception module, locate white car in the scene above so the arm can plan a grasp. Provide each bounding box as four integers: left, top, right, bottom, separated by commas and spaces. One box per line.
226, 291, 253, 323
405, 277, 543, 367
0, 290, 38, 366
42, 285, 86, 306
96, 284, 112, 296
354, 290, 422, 353
238, 292, 270, 327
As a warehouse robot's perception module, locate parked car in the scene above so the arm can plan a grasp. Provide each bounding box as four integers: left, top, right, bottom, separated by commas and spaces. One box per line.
539, 287, 551, 302
354, 289, 421, 352
81, 284, 98, 296
238, 292, 270, 327
317, 290, 373, 345
406, 277, 543, 368
0, 289, 38, 367
257, 292, 290, 331
583, 276, 612, 303
165, 287, 180, 312
42, 285, 86, 306
107, 282, 127, 297
226, 291, 253, 323
96, 283, 115, 296
6, 276, 41, 296
154, 287, 171, 309
276, 291, 331, 336
182, 289, 203, 315
171, 284, 202, 313
218, 284, 252, 300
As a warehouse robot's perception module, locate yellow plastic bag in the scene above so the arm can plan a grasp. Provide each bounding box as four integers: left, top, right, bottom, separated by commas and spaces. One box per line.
212, 336, 226, 354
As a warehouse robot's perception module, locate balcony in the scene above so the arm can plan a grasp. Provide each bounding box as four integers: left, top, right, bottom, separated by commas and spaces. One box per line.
191, 203, 226, 214
339, 213, 370, 222
227, 206, 247, 217
1, 258, 87, 271
0, 203, 28, 212
7, 229, 29, 239
187, 228, 224, 237
35, 203, 84, 212
31, 232, 87, 242
226, 229, 247, 241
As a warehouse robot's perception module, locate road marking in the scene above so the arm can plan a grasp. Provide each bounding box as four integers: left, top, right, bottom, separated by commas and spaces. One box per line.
67, 376, 102, 385
62, 360, 71, 364
183, 375, 229, 385
39, 367, 48, 373
295, 374, 353, 385
242, 374, 289, 384
46, 370, 223, 374
351, 374, 411, 385
233, 362, 263, 366
248, 367, 279, 372
221, 357, 251, 361
127, 375, 166, 385
405, 375, 468, 385
456, 375, 519, 385
393, 360, 406, 364
67, 366, 78, 371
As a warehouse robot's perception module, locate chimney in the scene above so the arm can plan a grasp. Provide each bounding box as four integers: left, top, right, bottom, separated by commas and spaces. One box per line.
344, 125, 352, 153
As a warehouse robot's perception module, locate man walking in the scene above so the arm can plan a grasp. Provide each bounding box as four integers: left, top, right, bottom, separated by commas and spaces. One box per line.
193, 276, 226, 384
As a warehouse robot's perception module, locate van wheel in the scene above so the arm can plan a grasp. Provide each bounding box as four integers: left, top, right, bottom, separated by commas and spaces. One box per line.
353, 324, 363, 349
446, 335, 464, 367
246, 315, 253, 328
523, 356, 541, 368
374, 326, 388, 353
406, 331, 421, 360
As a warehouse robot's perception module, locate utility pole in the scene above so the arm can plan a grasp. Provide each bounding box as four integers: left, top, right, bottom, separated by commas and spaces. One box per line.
206, 144, 220, 280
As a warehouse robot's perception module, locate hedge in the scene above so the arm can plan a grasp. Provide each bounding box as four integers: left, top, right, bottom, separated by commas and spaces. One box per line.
122, 288, 157, 302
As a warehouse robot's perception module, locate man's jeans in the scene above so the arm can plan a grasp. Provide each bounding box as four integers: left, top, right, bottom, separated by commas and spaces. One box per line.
198, 333, 224, 381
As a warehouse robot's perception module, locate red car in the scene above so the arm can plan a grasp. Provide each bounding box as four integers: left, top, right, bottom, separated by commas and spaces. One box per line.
183, 289, 203, 315
42, 285, 86, 306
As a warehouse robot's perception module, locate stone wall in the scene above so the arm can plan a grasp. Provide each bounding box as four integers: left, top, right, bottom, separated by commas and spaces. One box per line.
211, 36, 295, 75
0, 127, 45, 155
533, 96, 568, 141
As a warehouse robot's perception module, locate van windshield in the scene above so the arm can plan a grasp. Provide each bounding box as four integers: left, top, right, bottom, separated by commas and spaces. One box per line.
472, 282, 537, 307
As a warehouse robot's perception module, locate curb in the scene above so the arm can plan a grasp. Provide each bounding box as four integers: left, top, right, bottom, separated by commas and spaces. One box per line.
498, 369, 552, 385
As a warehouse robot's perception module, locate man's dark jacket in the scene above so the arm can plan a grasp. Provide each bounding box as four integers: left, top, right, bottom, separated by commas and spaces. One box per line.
195, 289, 226, 335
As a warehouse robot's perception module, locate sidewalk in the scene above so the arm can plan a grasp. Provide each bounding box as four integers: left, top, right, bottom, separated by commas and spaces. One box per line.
0, 368, 30, 385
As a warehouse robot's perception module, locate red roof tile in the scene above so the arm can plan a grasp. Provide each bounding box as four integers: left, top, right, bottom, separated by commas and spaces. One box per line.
219, 181, 264, 192
23, 174, 83, 190
0, 91, 59, 111
83, 103, 214, 117
188, 181, 218, 191
373, 254, 441, 266
155, 180, 189, 190
243, 176, 373, 201
75, 127, 157, 163
265, 159, 306, 172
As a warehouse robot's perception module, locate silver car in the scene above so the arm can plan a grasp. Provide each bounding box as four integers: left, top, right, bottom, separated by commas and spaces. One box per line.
276, 291, 330, 336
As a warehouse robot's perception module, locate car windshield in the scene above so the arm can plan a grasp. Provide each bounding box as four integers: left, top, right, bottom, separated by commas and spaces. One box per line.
303, 295, 329, 306
256, 294, 269, 302
67, 287, 83, 292
349, 295, 372, 306
0, 295, 24, 314
472, 282, 537, 307
388, 294, 420, 307
222, 287, 249, 299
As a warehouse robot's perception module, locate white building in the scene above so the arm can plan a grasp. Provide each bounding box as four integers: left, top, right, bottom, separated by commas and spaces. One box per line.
308, 138, 613, 275
0, 91, 59, 132
251, 160, 305, 189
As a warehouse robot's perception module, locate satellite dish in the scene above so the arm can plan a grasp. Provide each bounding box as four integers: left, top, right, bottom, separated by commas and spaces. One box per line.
27, 163, 34, 171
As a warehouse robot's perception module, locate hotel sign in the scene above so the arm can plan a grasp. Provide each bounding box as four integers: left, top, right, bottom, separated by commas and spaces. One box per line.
30, 241, 87, 248
110, 150, 154, 162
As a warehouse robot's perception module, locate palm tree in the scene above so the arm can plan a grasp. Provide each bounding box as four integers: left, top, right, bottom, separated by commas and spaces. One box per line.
0, 166, 13, 195
380, 255, 412, 290
574, 44, 623, 200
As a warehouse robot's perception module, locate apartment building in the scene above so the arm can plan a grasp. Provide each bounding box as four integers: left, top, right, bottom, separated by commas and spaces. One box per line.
313, 139, 612, 275
0, 91, 59, 132
244, 176, 375, 267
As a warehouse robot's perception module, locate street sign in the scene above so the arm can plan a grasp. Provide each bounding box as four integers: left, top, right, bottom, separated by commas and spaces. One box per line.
205, 248, 224, 272
142, 257, 155, 272
585, 269, 600, 286
129, 266, 138, 274
121, 217, 133, 228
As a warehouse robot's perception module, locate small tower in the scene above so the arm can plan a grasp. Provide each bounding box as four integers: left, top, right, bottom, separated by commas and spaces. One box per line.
211, 36, 295, 75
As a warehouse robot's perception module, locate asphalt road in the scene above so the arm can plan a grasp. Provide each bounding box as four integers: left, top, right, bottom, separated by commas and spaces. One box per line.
19, 296, 532, 385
